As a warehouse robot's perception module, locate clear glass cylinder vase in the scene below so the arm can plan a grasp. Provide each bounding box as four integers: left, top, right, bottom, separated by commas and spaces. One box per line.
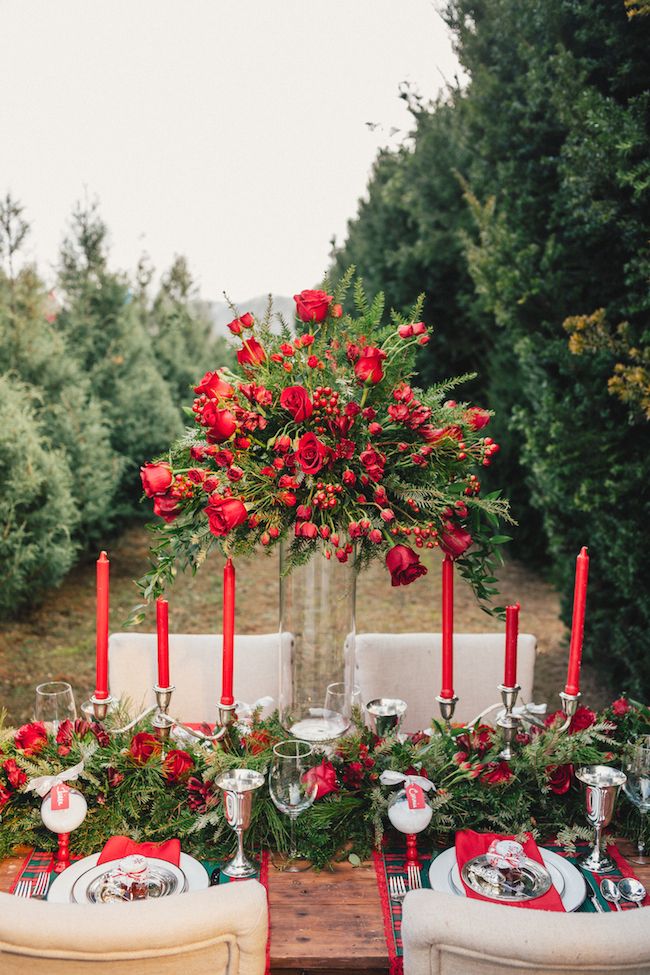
279, 542, 356, 741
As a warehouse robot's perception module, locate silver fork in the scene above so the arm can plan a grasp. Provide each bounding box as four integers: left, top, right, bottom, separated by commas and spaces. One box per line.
407, 864, 422, 889
14, 880, 32, 898
388, 875, 407, 901
33, 872, 50, 898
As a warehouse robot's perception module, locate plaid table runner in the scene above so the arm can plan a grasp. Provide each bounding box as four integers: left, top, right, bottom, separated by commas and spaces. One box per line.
373, 842, 648, 975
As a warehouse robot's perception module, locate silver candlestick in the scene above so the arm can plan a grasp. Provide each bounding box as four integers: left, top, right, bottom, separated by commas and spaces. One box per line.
215, 768, 265, 878
557, 690, 581, 733
496, 684, 521, 760
435, 694, 458, 730
152, 685, 175, 741
81, 693, 116, 723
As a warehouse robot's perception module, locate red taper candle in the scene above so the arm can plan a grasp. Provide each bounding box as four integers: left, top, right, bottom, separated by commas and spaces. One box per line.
221, 557, 235, 706
565, 546, 589, 696
504, 602, 520, 688
441, 555, 454, 699
95, 551, 110, 700
156, 597, 170, 689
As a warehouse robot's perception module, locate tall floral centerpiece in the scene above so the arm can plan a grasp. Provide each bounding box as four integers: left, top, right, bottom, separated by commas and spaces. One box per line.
139, 274, 510, 736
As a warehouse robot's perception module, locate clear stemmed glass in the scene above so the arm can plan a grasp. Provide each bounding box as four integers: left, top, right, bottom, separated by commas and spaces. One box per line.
623, 735, 650, 864
323, 682, 362, 736
35, 681, 76, 731
269, 740, 318, 872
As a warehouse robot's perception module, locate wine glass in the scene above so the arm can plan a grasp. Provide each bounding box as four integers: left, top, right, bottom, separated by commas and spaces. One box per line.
323, 681, 362, 736
623, 735, 650, 864
35, 681, 76, 731
269, 740, 318, 872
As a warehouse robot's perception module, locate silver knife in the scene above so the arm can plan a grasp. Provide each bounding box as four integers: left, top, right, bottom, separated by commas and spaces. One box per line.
583, 872, 604, 913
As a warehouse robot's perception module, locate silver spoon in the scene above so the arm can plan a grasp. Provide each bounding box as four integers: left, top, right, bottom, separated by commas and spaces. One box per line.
600, 878, 622, 910
618, 877, 647, 908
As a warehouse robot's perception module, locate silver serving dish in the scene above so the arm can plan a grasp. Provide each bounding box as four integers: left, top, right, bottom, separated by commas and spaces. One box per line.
72, 859, 186, 904
462, 854, 552, 902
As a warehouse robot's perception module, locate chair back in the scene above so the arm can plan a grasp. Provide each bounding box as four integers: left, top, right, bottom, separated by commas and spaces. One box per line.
109, 632, 284, 722
401, 887, 650, 975
354, 632, 536, 730
0, 880, 267, 975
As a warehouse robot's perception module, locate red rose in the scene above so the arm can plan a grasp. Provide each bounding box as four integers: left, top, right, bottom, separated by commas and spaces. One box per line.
204, 496, 248, 536
296, 433, 329, 475
153, 494, 182, 523
193, 370, 234, 399
546, 763, 573, 795
56, 719, 74, 747
342, 761, 364, 790
398, 324, 413, 338
3, 759, 27, 789
162, 749, 195, 783
14, 722, 48, 756
302, 759, 338, 800
465, 406, 490, 430
545, 705, 597, 734
203, 405, 238, 444
359, 446, 386, 482
612, 697, 631, 717
280, 385, 313, 422
439, 524, 473, 559
295, 521, 319, 539
294, 289, 333, 323
107, 766, 125, 789
0, 786, 11, 810
129, 732, 161, 765
481, 760, 513, 785
385, 545, 428, 587
237, 337, 266, 367
140, 462, 173, 498
354, 346, 387, 384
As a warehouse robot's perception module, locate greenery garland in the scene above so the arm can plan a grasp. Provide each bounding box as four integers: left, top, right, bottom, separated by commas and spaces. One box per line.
0, 698, 648, 868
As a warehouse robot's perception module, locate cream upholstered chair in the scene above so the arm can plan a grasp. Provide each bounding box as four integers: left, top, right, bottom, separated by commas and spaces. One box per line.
0, 880, 267, 974
401, 888, 650, 975
109, 632, 284, 722
354, 632, 537, 730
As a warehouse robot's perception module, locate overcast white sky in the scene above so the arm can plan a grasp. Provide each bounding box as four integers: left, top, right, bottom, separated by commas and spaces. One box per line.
1, 0, 461, 300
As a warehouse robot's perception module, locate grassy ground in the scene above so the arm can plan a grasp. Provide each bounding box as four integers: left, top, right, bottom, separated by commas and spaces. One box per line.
0, 525, 613, 724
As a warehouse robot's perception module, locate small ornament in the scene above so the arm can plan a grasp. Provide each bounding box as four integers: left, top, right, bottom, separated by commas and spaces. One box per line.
40, 784, 87, 873
382, 770, 435, 869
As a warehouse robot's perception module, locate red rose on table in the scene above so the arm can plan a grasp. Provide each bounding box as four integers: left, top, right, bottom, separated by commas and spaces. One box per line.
359, 446, 386, 481
294, 289, 333, 323
14, 722, 48, 756
302, 759, 338, 800
140, 462, 173, 498
385, 544, 428, 587
237, 337, 266, 368
546, 763, 573, 795
203, 405, 238, 444
465, 406, 490, 430
162, 749, 195, 783
544, 705, 597, 734
280, 385, 313, 422
3, 759, 27, 789
481, 760, 513, 785
354, 346, 387, 384
611, 697, 631, 717
439, 524, 473, 559
153, 494, 182, 523
204, 496, 248, 536
0, 786, 11, 810
296, 433, 329, 475
129, 732, 161, 765
193, 370, 234, 399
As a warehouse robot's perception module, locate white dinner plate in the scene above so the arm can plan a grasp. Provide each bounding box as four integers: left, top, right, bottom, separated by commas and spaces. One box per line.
48, 852, 209, 903
429, 847, 586, 912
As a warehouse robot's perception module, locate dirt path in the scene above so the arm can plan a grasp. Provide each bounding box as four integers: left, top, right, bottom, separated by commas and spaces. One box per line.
0, 525, 613, 724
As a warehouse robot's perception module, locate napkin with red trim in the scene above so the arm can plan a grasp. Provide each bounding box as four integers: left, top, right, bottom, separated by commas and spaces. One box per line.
455, 830, 565, 911
97, 835, 181, 866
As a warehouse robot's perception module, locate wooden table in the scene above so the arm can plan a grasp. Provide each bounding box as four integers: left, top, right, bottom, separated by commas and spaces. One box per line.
2, 841, 648, 975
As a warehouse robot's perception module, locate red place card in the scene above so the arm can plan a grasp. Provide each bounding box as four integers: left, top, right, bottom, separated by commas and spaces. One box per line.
405, 783, 426, 810
50, 782, 71, 811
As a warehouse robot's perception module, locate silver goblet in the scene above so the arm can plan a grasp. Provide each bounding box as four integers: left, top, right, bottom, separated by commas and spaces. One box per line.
365, 698, 407, 737
576, 765, 627, 873
214, 768, 265, 878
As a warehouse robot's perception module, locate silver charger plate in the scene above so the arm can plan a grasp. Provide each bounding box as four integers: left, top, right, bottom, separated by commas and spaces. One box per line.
72, 857, 186, 904
461, 854, 551, 902
48, 852, 209, 903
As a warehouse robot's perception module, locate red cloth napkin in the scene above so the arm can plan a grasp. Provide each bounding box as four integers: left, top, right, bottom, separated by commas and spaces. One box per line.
98, 835, 181, 866
455, 830, 565, 911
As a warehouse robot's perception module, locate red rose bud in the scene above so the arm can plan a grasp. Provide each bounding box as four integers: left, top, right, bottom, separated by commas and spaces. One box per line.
212, 449, 234, 467
342, 469, 356, 487
293, 288, 333, 323
336, 549, 348, 563
296, 505, 312, 520
301, 758, 338, 800
380, 508, 395, 522
359, 446, 386, 482
190, 445, 206, 461
307, 355, 319, 368
237, 337, 266, 367
412, 321, 427, 335
140, 462, 173, 498
162, 749, 195, 782
193, 370, 234, 399
153, 494, 182, 523
331, 533, 340, 547
385, 544, 428, 587
362, 407, 377, 420
3, 758, 27, 788
320, 525, 331, 539
280, 385, 313, 422
612, 697, 631, 716
546, 763, 573, 795
332, 303, 343, 318
186, 468, 204, 484
227, 318, 242, 334
226, 465, 244, 482
129, 732, 161, 765
296, 432, 329, 475
261, 531, 271, 545
240, 312, 254, 327
295, 521, 318, 539
368, 422, 382, 435
279, 491, 297, 506
369, 528, 382, 543
418, 335, 429, 345
280, 342, 295, 356
354, 346, 387, 384
439, 524, 473, 559
204, 496, 248, 536
466, 406, 491, 430
204, 407, 237, 444
234, 436, 251, 449
398, 324, 413, 338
